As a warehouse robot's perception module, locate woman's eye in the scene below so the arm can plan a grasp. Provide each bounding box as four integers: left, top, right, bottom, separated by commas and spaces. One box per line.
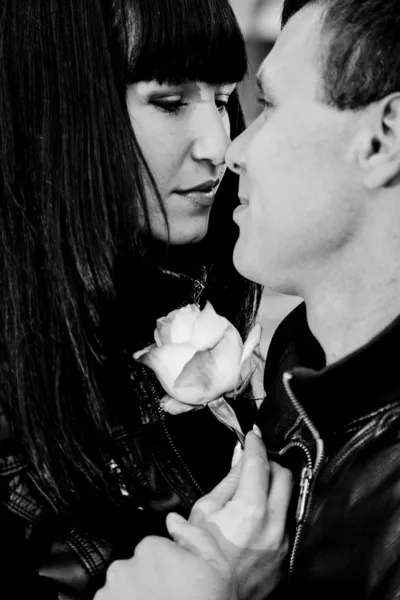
216, 96, 230, 116
151, 99, 187, 115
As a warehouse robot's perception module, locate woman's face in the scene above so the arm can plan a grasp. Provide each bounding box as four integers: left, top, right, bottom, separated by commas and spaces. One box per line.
126, 81, 236, 244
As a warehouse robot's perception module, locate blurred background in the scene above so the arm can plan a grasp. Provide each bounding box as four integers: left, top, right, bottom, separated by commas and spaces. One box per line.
230, 0, 283, 124
228, 0, 301, 386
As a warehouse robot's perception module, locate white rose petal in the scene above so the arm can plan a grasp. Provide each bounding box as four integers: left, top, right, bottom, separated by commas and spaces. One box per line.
156, 304, 200, 345
137, 342, 198, 397
162, 397, 200, 415
154, 328, 163, 348
168, 309, 199, 344
206, 325, 243, 394
174, 324, 243, 404
133, 343, 157, 360
172, 349, 216, 403
189, 301, 232, 350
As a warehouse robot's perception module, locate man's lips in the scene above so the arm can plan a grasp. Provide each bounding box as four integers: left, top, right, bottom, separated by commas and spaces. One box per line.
233, 196, 249, 220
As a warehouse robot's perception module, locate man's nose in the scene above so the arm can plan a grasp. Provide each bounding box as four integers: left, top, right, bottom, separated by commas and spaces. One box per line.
226, 133, 244, 175
226, 116, 261, 174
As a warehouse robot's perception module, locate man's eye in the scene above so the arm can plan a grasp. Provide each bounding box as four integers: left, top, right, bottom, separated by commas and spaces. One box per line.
257, 97, 274, 111
152, 100, 187, 115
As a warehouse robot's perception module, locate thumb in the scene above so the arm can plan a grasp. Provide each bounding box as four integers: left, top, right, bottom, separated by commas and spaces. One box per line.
166, 513, 231, 575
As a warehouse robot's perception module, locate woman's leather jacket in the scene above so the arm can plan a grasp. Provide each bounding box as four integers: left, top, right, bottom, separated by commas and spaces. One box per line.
0, 365, 249, 599
0, 250, 257, 599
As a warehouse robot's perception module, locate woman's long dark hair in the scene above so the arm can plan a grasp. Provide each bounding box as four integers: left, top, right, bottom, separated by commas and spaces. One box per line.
0, 0, 261, 521
0, 0, 150, 515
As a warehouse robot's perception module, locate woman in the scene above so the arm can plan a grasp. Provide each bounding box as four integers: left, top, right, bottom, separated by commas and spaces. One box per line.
0, 0, 260, 598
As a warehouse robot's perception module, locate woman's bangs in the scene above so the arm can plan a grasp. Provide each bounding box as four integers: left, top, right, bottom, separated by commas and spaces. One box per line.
125, 0, 247, 84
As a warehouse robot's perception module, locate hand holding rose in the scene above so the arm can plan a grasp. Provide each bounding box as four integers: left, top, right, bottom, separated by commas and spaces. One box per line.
167, 430, 292, 600
95, 432, 292, 600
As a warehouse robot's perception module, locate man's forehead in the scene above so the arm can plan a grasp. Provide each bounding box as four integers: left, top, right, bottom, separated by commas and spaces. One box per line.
256, 4, 324, 95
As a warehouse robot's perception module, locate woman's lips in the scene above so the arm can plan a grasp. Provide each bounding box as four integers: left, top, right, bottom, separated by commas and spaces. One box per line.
174, 186, 218, 207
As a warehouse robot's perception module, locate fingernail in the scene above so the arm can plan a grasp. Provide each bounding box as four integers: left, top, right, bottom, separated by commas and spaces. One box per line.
166, 512, 187, 533
231, 440, 243, 467
253, 424, 262, 438
168, 512, 186, 526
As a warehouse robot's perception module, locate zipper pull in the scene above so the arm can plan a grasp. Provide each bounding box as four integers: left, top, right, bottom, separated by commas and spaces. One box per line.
296, 466, 312, 523
109, 459, 130, 497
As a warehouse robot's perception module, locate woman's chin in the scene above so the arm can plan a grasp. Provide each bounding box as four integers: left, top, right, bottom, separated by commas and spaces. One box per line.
153, 221, 210, 245
170, 232, 207, 245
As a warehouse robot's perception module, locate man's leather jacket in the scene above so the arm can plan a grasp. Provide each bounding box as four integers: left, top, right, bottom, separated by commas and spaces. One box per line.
257, 303, 400, 600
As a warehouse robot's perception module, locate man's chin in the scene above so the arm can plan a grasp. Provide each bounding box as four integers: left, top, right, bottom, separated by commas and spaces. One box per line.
232, 243, 260, 284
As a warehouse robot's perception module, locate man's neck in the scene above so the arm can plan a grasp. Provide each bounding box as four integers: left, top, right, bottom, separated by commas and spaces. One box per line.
304, 274, 400, 366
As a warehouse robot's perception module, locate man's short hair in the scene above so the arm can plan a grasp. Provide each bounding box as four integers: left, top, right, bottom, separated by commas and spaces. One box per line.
282, 0, 400, 110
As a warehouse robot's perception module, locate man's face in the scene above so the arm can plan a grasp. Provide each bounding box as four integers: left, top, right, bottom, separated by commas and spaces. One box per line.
227, 5, 365, 294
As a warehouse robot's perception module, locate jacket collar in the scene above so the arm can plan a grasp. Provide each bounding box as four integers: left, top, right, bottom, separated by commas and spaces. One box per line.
264, 302, 400, 440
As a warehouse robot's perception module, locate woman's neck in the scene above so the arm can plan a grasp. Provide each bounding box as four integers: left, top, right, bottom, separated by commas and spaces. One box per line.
142, 237, 210, 275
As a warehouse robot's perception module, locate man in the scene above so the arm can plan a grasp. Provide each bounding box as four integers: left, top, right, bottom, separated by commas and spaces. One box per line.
228, 1, 400, 596
96, 0, 400, 598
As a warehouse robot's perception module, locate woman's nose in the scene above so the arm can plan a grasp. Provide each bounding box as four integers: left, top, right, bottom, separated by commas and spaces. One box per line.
191, 107, 231, 167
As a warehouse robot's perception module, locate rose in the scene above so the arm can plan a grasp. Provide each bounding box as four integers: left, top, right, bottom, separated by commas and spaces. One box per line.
133, 302, 261, 417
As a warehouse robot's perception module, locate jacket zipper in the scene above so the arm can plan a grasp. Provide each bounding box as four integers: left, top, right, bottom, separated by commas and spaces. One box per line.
127, 276, 207, 497
282, 371, 325, 579
281, 379, 400, 580
266, 442, 313, 573
149, 380, 206, 497
287, 410, 400, 578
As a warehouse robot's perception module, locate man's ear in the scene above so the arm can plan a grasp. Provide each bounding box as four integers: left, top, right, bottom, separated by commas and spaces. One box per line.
358, 94, 400, 190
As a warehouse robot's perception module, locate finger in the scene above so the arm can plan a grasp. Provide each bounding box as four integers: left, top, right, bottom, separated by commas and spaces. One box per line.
103, 558, 132, 589
267, 461, 293, 536
135, 534, 185, 559
233, 431, 270, 506
166, 513, 231, 576
189, 459, 243, 524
